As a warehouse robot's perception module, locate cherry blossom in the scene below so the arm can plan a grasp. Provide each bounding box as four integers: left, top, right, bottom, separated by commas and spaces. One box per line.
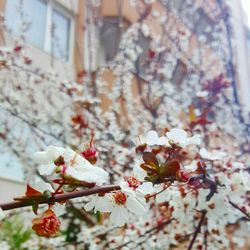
35, 147, 109, 185
28, 180, 54, 194
145, 130, 170, 146
199, 148, 226, 161
120, 177, 155, 197
84, 188, 148, 227
165, 128, 201, 147
34, 146, 66, 176
0, 1, 250, 249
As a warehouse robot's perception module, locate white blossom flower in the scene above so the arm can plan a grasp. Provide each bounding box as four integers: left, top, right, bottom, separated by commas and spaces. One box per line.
230, 171, 250, 192
34, 146, 65, 175
34, 147, 109, 185
63, 148, 109, 185
200, 148, 226, 161
146, 130, 170, 146
120, 177, 155, 198
165, 128, 201, 147
84, 188, 148, 227
29, 179, 54, 193
133, 160, 147, 180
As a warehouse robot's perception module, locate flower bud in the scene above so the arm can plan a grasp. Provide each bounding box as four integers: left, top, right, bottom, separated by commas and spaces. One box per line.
81, 132, 98, 164
32, 209, 61, 237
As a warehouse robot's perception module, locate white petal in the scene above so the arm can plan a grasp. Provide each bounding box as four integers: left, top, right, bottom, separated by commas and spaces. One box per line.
65, 168, 96, 182
133, 161, 147, 181
34, 151, 49, 164
119, 181, 131, 193
137, 182, 155, 195
126, 196, 147, 215
74, 155, 94, 169
187, 135, 201, 146
157, 136, 171, 146
146, 130, 159, 146
64, 148, 78, 164
38, 164, 55, 175
110, 206, 129, 227
47, 146, 65, 158
29, 180, 54, 193
200, 148, 226, 160
166, 128, 187, 144
91, 167, 109, 184
95, 197, 113, 213
84, 196, 98, 211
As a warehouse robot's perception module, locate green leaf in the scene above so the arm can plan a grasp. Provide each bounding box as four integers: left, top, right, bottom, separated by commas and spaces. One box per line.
32, 201, 40, 215
144, 175, 159, 184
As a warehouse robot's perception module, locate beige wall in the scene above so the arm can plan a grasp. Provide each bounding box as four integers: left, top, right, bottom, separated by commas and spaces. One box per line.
0, 177, 25, 203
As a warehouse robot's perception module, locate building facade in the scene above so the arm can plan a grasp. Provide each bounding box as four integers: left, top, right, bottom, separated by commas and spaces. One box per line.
0, 0, 249, 202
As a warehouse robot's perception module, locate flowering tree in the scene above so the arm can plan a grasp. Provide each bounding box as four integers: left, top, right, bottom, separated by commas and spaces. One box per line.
0, 0, 250, 249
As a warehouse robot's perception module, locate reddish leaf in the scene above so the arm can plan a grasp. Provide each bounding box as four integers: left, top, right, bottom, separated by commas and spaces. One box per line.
140, 163, 159, 174
142, 152, 159, 171
26, 184, 42, 197
159, 161, 181, 179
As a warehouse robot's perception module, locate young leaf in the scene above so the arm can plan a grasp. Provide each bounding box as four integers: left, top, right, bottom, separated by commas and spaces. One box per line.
25, 184, 42, 197
142, 152, 159, 171
32, 201, 40, 215
159, 161, 181, 179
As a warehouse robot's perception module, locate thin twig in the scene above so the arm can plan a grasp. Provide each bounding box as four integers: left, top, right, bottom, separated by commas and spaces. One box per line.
110, 219, 174, 250
229, 200, 250, 221
187, 210, 207, 250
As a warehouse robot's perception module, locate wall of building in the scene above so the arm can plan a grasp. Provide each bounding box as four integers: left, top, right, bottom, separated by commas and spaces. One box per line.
230, 0, 250, 110
0, 177, 25, 203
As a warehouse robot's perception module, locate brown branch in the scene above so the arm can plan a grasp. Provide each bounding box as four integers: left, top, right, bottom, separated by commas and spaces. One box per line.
0, 185, 120, 211
187, 210, 207, 250
229, 200, 250, 221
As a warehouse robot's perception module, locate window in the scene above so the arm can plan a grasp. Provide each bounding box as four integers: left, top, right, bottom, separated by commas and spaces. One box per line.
52, 10, 70, 61
171, 59, 187, 87
100, 17, 122, 62
84, 16, 129, 71
5, 0, 47, 49
5, 0, 72, 62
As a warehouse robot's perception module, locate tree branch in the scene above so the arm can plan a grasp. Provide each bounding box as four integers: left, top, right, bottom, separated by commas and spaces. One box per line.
0, 185, 120, 211
229, 200, 250, 221
187, 210, 207, 250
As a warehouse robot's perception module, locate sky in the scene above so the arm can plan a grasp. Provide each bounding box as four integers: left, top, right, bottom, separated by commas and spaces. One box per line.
242, 0, 250, 27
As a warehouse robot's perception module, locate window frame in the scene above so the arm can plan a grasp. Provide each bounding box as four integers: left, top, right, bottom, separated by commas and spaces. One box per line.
5, 0, 74, 64
44, 0, 74, 63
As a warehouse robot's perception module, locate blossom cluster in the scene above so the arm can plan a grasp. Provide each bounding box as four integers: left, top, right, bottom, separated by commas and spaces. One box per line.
0, 126, 248, 250
0, 0, 250, 249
